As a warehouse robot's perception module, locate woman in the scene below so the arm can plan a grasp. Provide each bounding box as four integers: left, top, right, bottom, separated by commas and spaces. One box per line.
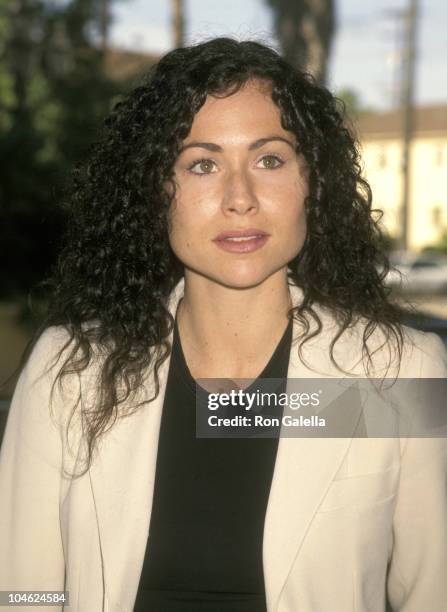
0, 38, 446, 612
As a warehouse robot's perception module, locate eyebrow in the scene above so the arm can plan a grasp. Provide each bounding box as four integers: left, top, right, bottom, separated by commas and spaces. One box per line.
179, 136, 296, 154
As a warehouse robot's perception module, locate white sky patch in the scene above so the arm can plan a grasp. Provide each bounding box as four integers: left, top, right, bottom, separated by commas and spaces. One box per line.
109, 20, 171, 53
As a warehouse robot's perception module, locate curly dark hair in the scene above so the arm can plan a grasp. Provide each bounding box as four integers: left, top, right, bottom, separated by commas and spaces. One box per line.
13, 37, 404, 476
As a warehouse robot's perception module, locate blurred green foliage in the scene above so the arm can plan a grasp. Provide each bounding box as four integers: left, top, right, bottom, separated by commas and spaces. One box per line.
335, 87, 377, 120
0, 0, 125, 299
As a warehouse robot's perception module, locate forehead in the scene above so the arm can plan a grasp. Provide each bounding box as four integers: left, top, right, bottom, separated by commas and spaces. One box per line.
185, 80, 287, 140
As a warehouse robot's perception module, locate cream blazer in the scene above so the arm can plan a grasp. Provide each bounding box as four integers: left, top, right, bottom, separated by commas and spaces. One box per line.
1, 277, 447, 612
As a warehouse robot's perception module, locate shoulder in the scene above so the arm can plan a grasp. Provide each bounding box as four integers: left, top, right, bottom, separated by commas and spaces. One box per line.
28, 325, 74, 362
25, 321, 103, 381
12, 327, 79, 420
1, 327, 79, 460
21, 326, 74, 385
383, 323, 446, 378
405, 327, 447, 377
360, 321, 447, 379
303, 303, 447, 378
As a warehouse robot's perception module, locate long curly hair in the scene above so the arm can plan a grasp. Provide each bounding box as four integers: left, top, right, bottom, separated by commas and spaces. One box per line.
14, 37, 404, 476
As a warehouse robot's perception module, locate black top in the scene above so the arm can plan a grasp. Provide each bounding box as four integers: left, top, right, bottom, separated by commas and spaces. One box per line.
133, 307, 293, 611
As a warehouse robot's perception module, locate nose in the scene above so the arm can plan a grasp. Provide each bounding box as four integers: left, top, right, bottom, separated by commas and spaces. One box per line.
222, 168, 259, 215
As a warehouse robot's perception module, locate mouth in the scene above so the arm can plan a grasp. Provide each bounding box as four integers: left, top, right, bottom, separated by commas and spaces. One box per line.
213, 228, 270, 242
220, 235, 266, 242
212, 232, 270, 253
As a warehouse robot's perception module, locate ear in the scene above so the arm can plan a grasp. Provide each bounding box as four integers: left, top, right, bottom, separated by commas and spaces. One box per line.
163, 177, 176, 198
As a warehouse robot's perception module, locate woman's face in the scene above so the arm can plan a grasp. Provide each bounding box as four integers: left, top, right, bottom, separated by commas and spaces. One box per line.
169, 79, 308, 290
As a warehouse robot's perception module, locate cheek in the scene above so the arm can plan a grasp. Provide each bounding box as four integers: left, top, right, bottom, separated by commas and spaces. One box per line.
168, 196, 211, 255
275, 180, 307, 224
168, 210, 190, 252
170, 181, 219, 225
278, 184, 308, 250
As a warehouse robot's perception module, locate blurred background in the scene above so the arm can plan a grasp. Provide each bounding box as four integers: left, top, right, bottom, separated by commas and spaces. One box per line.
1, 0, 446, 434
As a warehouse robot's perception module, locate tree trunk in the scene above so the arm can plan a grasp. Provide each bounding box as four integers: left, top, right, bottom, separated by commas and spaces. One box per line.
6, 0, 35, 118
267, 0, 336, 84
171, 0, 185, 48
100, 0, 110, 53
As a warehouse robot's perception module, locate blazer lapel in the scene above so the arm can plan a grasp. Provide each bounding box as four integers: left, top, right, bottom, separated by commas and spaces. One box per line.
87, 354, 168, 610
262, 342, 362, 611
262, 280, 367, 611
88, 281, 184, 611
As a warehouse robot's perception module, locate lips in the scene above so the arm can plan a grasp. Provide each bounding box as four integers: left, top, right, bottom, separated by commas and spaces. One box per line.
213, 228, 269, 242
212, 230, 270, 254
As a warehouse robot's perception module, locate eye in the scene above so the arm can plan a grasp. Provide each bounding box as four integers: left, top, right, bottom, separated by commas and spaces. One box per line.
257, 154, 284, 169
187, 158, 217, 175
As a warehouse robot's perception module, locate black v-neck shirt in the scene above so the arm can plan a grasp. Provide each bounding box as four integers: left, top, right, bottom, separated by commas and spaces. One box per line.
133, 309, 293, 611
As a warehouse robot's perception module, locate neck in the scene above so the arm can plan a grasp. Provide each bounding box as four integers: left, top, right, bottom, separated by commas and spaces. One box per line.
175, 270, 293, 379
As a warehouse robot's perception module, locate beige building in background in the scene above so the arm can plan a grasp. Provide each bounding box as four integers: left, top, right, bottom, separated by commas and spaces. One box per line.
355, 105, 447, 252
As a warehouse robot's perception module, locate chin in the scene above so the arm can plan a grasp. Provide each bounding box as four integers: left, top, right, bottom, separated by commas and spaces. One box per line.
215, 277, 267, 290
183, 257, 289, 289
206, 267, 283, 290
